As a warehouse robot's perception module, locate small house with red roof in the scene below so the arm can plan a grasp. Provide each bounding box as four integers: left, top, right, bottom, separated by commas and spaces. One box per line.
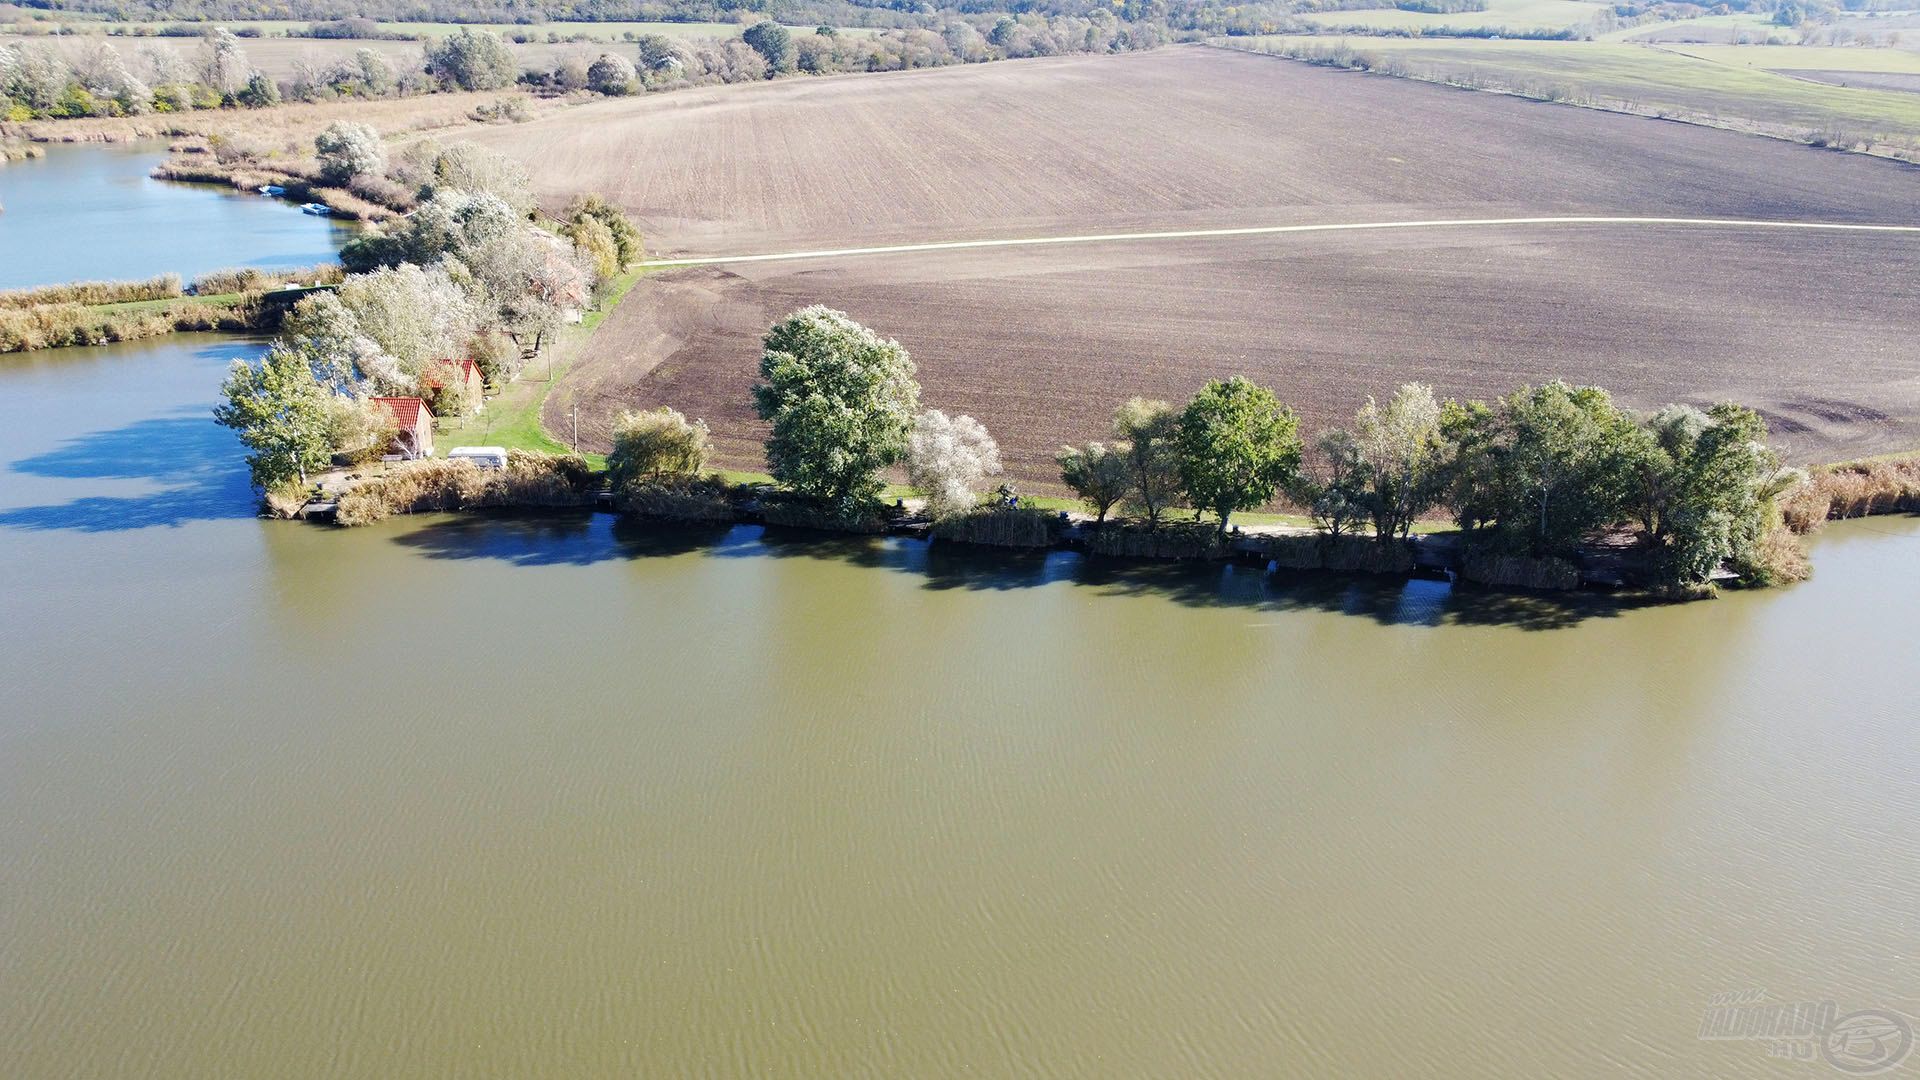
422, 358, 485, 417
372, 396, 435, 460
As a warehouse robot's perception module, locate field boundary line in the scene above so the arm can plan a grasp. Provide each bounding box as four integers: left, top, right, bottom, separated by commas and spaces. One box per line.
639, 216, 1920, 268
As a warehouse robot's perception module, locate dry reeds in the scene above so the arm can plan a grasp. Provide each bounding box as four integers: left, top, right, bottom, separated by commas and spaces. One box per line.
333, 452, 599, 526
0, 296, 263, 352
0, 274, 182, 309
1781, 457, 1920, 533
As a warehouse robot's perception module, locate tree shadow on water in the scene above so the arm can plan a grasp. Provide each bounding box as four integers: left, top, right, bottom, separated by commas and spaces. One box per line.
0, 411, 258, 533
388, 513, 1658, 631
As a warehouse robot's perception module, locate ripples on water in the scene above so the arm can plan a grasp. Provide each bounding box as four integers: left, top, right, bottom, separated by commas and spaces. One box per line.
2, 338, 1918, 1078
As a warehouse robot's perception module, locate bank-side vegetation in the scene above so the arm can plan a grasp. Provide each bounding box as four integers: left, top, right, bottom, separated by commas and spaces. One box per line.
0, 263, 340, 352
273, 296, 1912, 600
211, 140, 638, 504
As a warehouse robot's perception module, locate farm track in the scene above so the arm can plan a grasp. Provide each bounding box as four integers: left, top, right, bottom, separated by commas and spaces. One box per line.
635, 214, 1920, 269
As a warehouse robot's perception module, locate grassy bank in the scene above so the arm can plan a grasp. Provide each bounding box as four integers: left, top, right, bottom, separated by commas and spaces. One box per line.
1214, 37, 1920, 161
435, 267, 650, 467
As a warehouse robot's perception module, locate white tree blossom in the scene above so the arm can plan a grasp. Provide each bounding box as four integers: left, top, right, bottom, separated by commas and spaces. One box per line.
908, 409, 1002, 519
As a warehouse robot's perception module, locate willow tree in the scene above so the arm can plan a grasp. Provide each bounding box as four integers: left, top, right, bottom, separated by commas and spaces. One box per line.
752, 307, 920, 505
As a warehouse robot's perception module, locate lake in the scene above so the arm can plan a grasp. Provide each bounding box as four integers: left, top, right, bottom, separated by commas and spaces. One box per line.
0, 142, 350, 291
2, 334, 1916, 1077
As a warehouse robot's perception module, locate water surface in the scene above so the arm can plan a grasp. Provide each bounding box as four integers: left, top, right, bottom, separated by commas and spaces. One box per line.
0, 143, 349, 290
1, 337, 1916, 1077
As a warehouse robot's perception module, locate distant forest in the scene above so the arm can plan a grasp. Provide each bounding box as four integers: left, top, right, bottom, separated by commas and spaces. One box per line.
10, 0, 1295, 34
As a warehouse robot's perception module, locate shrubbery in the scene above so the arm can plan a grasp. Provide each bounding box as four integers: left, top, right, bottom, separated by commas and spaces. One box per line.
333, 451, 597, 525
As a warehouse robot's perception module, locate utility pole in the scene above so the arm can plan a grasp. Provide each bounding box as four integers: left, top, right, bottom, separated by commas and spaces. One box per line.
571, 405, 579, 452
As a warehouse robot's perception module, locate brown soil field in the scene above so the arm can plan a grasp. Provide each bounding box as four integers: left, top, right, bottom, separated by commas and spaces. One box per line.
476, 47, 1920, 481
472, 46, 1920, 256
565, 226, 1920, 483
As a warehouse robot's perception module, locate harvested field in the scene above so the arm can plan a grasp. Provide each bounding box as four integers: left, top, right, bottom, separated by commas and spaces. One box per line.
567, 227, 1920, 484
510, 47, 1920, 483
472, 46, 1920, 257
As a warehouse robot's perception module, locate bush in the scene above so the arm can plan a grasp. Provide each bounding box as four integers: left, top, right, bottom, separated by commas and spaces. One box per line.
1460, 551, 1581, 591
1083, 521, 1226, 560
191, 263, 342, 294
314, 121, 386, 185
333, 451, 598, 526
756, 491, 888, 534
586, 53, 636, 95
425, 27, 518, 91
606, 407, 710, 490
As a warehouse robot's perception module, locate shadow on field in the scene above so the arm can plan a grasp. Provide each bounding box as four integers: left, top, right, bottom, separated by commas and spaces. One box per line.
392, 514, 1652, 631
0, 410, 256, 533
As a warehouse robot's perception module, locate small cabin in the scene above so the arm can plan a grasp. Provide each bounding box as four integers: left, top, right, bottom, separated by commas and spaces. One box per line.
422, 358, 486, 417
371, 396, 435, 460
448, 446, 509, 470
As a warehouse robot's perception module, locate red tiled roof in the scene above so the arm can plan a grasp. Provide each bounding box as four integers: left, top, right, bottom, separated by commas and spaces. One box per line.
421, 358, 481, 389
371, 396, 432, 430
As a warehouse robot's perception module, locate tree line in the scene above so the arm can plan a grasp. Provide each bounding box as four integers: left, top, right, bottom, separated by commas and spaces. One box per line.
604, 307, 1808, 594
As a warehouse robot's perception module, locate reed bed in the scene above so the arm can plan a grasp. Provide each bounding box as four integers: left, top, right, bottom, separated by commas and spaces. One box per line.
0, 297, 263, 352
191, 264, 343, 294
333, 452, 599, 526
1781, 457, 1920, 532
0, 274, 182, 309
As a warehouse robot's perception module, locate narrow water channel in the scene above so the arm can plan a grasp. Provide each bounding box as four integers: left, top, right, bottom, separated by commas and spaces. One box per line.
1, 335, 1915, 1077
0, 142, 349, 290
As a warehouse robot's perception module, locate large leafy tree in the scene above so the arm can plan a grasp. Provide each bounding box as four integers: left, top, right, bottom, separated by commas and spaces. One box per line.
213, 344, 334, 491
753, 307, 920, 504
1628, 402, 1791, 587
1056, 441, 1131, 524
1112, 397, 1183, 529
1175, 376, 1303, 535
1448, 381, 1640, 557
1353, 382, 1447, 542
742, 21, 795, 74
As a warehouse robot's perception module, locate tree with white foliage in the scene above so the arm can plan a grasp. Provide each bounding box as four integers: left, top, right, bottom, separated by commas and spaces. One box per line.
314, 121, 387, 185
332, 263, 479, 388
200, 27, 249, 96
908, 409, 1002, 519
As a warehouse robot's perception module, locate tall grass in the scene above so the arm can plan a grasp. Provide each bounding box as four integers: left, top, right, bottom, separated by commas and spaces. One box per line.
190, 263, 344, 294
333, 452, 599, 526
0, 274, 182, 309
0, 297, 264, 352
1781, 457, 1920, 531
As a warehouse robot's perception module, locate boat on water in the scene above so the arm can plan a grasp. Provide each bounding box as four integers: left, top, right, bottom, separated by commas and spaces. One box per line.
300, 202, 332, 216
257, 184, 285, 196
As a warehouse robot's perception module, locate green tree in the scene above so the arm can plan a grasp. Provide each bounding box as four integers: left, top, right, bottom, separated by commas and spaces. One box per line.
752, 307, 920, 504
1302, 427, 1369, 538
1353, 382, 1446, 542
1174, 377, 1303, 535
1448, 381, 1639, 556
1628, 402, 1793, 588
1056, 441, 1131, 524
1112, 397, 1182, 528
607, 407, 711, 489
425, 28, 518, 91
236, 70, 279, 108
742, 21, 795, 75
213, 344, 334, 491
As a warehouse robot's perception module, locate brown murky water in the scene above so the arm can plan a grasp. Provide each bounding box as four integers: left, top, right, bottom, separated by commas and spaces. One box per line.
2, 337, 1917, 1077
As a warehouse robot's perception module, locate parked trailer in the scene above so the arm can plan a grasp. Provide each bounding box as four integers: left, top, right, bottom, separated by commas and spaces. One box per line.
448, 446, 509, 470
